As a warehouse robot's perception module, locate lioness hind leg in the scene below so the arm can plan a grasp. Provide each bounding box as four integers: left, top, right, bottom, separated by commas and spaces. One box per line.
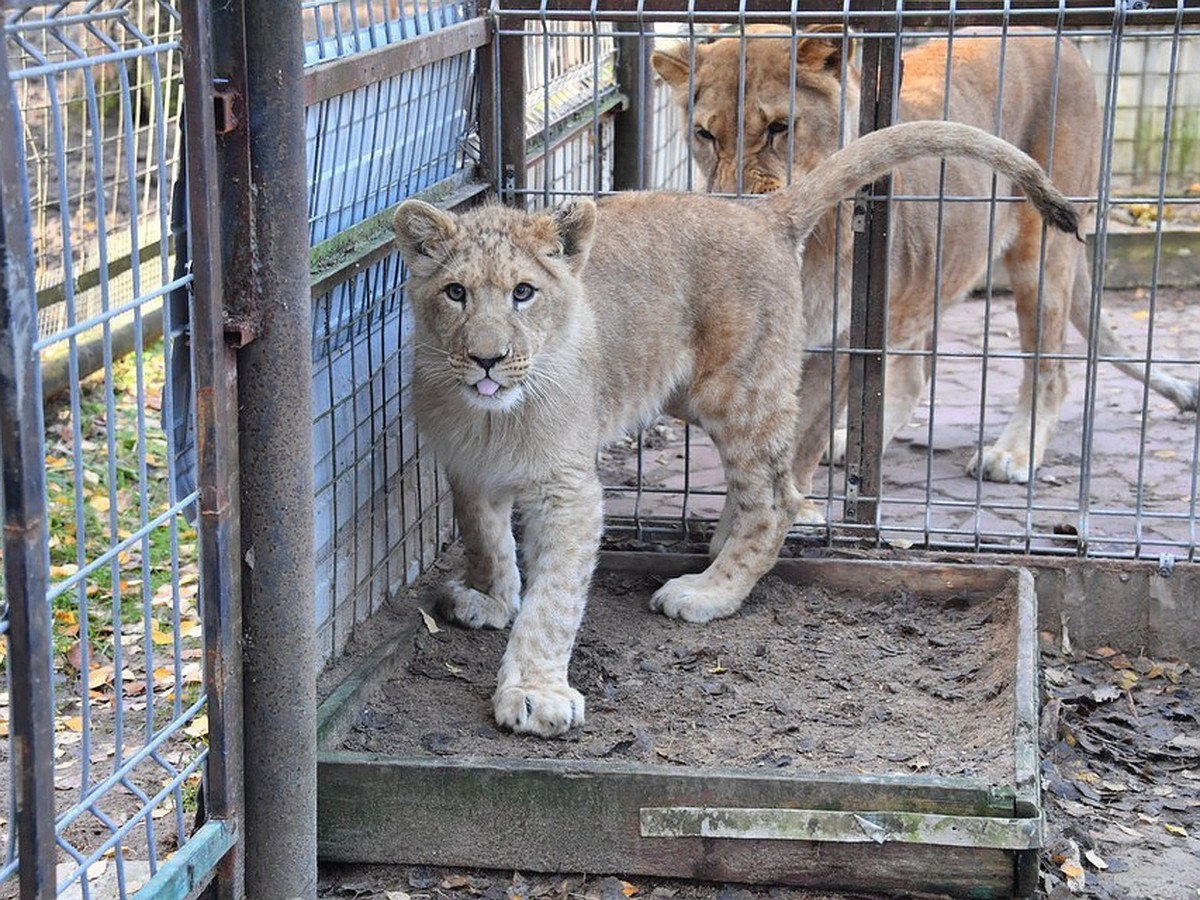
492, 469, 602, 737
653, 410, 801, 623
969, 216, 1074, 483
792, 351, 851, 526
881, 348, 931, 449
441, 488, 521, 629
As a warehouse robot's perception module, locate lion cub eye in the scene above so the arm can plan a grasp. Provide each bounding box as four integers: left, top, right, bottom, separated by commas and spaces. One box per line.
443, 283, 467, 304
512, 282, 536, 306
694, 126, 715, 142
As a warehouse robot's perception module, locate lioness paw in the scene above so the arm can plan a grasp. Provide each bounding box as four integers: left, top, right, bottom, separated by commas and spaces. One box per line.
493, 681, 584, 737
823, 427, 848, 467
967, 447, 1033, 485
440, 578, 518, 629
650, 573, 744, 624
793, 498, 827, 527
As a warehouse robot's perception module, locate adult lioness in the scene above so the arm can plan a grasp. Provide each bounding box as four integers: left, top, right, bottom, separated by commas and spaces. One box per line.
653, 27, 1197, 515
393, 121, 1077, 737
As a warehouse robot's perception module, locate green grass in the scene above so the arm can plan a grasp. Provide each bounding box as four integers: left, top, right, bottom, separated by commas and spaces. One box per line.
3, 341, 205, 738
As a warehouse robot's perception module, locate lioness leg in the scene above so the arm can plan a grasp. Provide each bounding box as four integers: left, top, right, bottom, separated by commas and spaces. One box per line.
790, 350, 851, 526
880, 346, 932, 449
653, 403, 801, 623
441, 487, 521, 629
493, 468, 602, 737
970, 213, 1074, 482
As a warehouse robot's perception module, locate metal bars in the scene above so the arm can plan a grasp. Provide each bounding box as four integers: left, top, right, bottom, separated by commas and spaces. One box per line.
1, 2, 224, 897
0, 37, 56, 900
483, 1, 1200, 564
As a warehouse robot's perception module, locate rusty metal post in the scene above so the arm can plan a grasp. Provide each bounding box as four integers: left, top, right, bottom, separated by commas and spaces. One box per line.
230, 2, 318, 896
843, 1, 899, 529
0, 50, 55, 900
613, 23, 656, 191
478, 2, 527, 204
178, 1, 247, 896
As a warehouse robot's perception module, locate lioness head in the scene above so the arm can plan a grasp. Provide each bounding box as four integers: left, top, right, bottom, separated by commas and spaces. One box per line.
651, 25, 859, 194
393, 199, 597, 411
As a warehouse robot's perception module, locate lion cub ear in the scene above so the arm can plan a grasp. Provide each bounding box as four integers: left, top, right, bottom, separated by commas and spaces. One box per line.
651, 41, 702, 94
550, 198, 597, 276
797, 24, 854, 74
393, 199, 458, 270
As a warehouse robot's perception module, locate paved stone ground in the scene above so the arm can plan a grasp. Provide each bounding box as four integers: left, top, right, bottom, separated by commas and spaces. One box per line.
602, 286, 1200, 562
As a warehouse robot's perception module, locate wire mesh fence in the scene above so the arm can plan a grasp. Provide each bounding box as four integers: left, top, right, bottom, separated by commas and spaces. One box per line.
482, 3, 1200, 565
303, 0, 471, 658
2, 2, 207, 896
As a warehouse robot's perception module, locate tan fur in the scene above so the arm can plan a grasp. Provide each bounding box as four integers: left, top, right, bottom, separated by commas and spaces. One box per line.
394, 121, 1078, 736
653, 27, 1198, 504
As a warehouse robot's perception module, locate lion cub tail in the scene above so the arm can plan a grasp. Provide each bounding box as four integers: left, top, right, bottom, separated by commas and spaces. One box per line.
775, 120, 1081, 244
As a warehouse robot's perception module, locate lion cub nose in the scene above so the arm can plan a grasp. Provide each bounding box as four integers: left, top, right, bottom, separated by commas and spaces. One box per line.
470, 352, 507, 371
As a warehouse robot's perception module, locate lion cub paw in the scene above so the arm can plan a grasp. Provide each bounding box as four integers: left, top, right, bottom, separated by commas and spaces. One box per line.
493, 680, 585, 737
650, 573, 744, 624
966, 447, 1033, 485
439, 578, 518, 630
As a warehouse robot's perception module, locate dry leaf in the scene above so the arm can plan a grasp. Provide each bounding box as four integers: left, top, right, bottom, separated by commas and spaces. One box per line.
1091, 685, 1121, 703
1084, 849, 1108, 870
1060, 840, 1086, 893
1165, 823, 1188, 838
149, 620, 175, 646
184, 714, 208, 741
87, 665, 115, 691
419, 608, 441, 635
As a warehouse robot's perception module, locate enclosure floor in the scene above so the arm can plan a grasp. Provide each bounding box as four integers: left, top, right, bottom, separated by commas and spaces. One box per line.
338, 569, 1017, 782
601, 286, 1200, 561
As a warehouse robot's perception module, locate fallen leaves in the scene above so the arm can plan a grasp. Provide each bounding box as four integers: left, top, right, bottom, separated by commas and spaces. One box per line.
1041, 640, 1200, 895
418, 608, 441, 635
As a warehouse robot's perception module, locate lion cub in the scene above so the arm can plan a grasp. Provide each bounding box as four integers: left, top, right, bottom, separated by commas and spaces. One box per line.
393, 121, 1078, 737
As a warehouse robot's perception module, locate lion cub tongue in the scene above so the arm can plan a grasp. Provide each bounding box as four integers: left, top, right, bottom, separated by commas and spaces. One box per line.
475, 377, 501, 397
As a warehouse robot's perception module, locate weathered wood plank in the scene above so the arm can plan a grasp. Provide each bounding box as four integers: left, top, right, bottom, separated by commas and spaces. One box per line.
639, 805, 1040, 850
318, 755, 1017, 895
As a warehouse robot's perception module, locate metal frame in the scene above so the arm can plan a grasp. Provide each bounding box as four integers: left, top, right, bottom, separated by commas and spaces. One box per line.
0, 38, 56, 900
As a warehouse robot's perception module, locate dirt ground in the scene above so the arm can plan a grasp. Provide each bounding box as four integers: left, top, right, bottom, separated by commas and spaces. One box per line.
341, 569, 1017, 782
318, 558, 1200, 900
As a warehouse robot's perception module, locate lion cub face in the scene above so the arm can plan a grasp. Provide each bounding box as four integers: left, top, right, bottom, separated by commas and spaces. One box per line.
393, 199, 596, 411
652, 25, 860, 195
